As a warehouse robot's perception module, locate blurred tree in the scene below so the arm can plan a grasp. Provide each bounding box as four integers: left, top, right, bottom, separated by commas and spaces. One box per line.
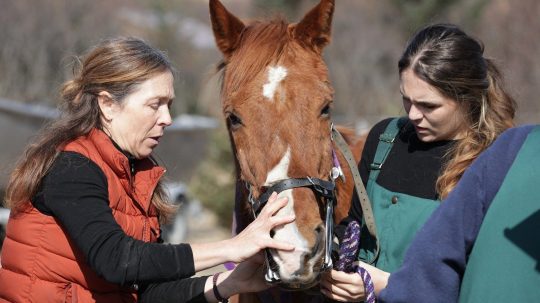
252, 0, 304, 18
124, 0, 222, 117
475, 0, 540, 124
0, 0, 126, 104
325, 1, 405, 125
390, 0, 456, 32
389, 0, 491, 33
189, 126, 236, 228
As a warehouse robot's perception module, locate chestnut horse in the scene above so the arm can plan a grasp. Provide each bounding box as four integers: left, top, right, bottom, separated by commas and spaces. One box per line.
210, 0, 366, 301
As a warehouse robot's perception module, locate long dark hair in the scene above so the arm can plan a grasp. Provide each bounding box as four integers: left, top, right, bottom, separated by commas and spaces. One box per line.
6, 37, 177, 222
398, 24, 516, 199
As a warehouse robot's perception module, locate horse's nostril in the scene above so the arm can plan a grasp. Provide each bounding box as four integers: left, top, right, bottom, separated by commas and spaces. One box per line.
315, 225, 324, 235
270, 230, 276, 238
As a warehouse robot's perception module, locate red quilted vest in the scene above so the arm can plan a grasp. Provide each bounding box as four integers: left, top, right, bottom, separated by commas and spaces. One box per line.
0, 129, 165, 302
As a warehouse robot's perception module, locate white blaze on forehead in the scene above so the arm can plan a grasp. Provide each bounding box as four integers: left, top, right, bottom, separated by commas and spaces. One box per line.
263, 66, 288, 100
265, 147, 290, 186
264, 147, 310, 275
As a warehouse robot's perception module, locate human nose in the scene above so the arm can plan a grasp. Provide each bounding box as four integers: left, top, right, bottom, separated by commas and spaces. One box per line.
408, 104, 423, 121
159, 106, 172, 127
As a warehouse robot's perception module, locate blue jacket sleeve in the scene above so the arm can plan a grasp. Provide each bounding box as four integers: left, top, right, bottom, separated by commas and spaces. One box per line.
378, 125, 533, 303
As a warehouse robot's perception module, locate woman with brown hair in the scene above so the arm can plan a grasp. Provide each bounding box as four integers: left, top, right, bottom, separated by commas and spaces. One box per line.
0, 37, 295, 302
322, 23, 517, 301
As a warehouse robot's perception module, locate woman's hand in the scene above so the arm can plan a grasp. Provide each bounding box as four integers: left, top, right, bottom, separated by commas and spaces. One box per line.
320, 269, 366, 302
191, 192, 295, 272
221, 253, 271, 295
226, 192, 295, 263
320, 263, 390, 302
204, 254, 273, 302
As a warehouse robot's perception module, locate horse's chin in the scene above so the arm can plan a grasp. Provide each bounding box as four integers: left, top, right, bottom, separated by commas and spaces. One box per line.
279, 280, 319, 291
269, 223, 327, 291
278, 274, 322, 291
271, 254, 325, 291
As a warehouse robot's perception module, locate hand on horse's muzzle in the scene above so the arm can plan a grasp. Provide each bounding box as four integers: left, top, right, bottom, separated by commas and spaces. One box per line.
227, 192, 295, 264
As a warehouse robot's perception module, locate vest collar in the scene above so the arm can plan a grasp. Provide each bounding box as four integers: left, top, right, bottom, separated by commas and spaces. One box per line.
87, 129, 165, 213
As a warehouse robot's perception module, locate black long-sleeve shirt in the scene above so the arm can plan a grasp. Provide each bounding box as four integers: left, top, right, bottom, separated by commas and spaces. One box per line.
32, 151, 208, 302
349, 118, 454, 222
335, 118, 454, 240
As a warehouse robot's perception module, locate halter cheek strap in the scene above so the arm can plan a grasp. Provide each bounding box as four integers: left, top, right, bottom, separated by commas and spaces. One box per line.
331, 125, 380, 265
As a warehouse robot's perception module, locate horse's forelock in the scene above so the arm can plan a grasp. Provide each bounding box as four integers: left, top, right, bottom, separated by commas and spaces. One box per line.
220, 19, 292, 95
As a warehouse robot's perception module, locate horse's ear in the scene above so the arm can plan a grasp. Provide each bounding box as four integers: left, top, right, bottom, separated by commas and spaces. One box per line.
292, 0, 335, 53
209, 0, 245, 59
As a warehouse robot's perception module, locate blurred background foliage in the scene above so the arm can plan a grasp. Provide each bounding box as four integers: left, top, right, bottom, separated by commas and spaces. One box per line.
0, 0, 538, 228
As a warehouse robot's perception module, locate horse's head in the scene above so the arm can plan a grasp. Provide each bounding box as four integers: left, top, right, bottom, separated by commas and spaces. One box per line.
210, 0, 338, 288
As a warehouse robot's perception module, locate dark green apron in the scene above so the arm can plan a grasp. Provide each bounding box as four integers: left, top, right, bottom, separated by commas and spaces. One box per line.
359, 118, 440, 272
459, 126, 540, 302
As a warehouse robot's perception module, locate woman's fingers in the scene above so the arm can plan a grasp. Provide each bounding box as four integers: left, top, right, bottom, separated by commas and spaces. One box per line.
329, 269, 363, 284
265, 238, 295, 251
233, 192, 296, 256
322, 280, 359, 297
253, 192, 294, 231
320, 270, 365, 301
270, 214, 295, 228
260, 192, 288, 217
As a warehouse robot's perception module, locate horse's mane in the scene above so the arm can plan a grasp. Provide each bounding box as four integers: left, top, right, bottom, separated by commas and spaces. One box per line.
218, 18, 292, 94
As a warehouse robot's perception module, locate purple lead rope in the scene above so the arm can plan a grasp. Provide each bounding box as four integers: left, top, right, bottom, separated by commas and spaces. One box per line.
335, 221, 376, 303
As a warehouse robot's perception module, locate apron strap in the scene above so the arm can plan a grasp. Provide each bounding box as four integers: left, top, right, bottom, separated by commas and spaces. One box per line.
369, 117, 408, 182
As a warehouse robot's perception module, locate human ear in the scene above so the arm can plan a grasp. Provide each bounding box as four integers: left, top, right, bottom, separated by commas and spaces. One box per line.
97, 91, 117, 121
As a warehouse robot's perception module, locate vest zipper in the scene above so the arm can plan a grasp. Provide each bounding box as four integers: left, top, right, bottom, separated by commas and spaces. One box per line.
142, 218, 148, 242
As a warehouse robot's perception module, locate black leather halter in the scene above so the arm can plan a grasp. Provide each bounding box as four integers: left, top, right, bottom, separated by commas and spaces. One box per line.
248, 177, 335, 215
245, 176, 336, 285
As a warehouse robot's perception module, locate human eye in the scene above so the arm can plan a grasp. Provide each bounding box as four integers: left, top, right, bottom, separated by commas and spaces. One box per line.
148, 101, 160, 110
419, 102, 438, 110
402, 96, 412, 109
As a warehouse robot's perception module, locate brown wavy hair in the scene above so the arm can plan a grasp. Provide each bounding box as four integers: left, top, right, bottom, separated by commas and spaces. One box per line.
5, 37, 177, 222
398, 24, 517, 199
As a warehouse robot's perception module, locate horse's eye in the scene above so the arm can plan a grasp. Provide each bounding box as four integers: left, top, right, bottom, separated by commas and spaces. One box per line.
228, 112, 243, 129
320, 104, 331, 117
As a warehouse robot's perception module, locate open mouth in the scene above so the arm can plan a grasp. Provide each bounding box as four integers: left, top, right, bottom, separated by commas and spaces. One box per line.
414, 125, 429, 132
